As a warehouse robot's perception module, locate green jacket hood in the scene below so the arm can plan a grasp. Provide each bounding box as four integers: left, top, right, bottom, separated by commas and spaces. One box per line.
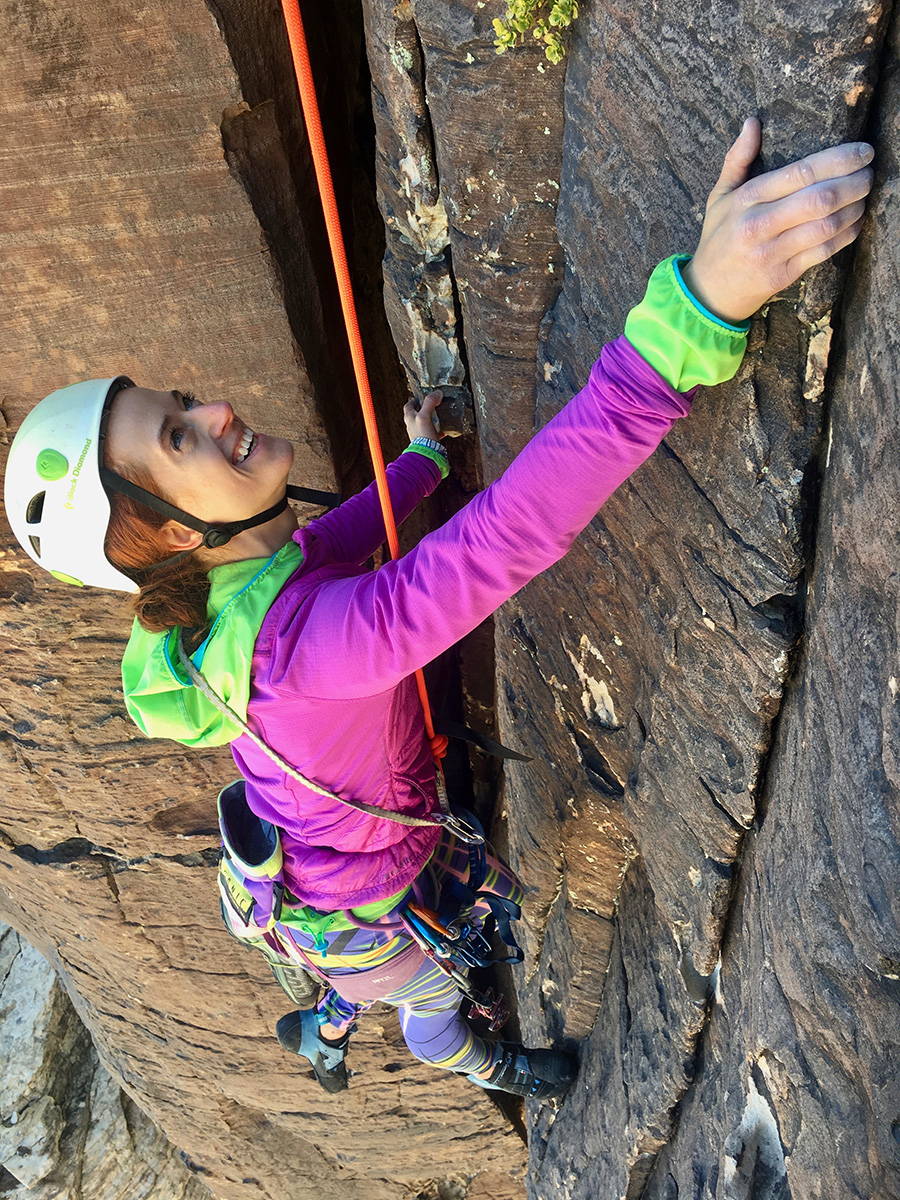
121, 540, 303, 747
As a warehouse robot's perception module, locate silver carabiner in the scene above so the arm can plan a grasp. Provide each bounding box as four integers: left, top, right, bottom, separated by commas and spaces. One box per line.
435, 811, 485, 846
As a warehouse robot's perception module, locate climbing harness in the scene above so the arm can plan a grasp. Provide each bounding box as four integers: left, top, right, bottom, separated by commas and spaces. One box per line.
215, 779, 522, 1033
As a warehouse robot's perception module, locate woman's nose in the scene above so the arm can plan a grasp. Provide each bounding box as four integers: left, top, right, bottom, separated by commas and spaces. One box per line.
193, 400, 234, 437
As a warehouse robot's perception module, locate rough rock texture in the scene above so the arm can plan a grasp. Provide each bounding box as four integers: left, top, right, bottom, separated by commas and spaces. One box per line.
0, 922, 210, 1199
0, 2, 525, 1198
363, 0, 898, 1197
0, 0, 897, 1197
640, 17, 900, 1197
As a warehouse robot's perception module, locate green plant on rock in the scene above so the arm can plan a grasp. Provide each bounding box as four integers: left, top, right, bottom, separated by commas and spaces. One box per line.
492, 0, 579, 66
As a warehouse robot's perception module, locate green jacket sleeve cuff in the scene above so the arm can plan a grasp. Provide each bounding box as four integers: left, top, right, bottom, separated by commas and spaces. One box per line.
623, 253, 751, 391
401, 442, 450, 479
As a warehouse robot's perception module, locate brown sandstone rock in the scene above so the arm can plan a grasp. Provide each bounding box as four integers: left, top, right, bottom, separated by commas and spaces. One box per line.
0, 0, 896, 1196
0, 2, 525, 1197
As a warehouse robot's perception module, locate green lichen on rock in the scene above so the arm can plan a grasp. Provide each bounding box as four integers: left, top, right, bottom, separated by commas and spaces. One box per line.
492, 0, 579, 66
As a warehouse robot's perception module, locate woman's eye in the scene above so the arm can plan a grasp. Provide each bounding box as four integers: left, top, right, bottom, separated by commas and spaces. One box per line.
169, 390, 199, 450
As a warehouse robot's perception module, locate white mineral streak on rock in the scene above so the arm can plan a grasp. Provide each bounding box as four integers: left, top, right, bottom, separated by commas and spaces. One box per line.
583, 634, 609, 667
563, 635, 618, 724
401, 299, 459, 383
889, 676, 898, 698
473, 379, 487, 421
548, 672, 579, 741
721, 1074, 788, 1195
398, 151, 420, 197
711, 954, 725, 1008
401, 191, 450, 260
802, 311, 834, 403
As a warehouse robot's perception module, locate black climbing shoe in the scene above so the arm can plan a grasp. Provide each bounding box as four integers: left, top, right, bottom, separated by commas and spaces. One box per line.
467, 1041, 577, 1101
275, 1009, 354, 1093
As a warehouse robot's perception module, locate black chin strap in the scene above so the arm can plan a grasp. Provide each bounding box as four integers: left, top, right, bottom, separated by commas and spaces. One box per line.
100, 467, 341, 573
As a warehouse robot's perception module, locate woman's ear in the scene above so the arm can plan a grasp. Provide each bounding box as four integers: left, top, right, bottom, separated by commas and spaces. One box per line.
160, 520, 204, 553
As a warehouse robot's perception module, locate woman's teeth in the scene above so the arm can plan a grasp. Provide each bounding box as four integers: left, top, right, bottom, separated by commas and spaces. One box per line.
235, 429, 256, 464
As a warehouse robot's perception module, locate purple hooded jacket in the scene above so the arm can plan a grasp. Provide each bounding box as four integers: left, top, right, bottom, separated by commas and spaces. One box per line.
229, 336, 694, 910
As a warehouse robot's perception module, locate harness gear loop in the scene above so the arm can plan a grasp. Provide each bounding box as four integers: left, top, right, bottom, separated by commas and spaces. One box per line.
279, 0, 454, 800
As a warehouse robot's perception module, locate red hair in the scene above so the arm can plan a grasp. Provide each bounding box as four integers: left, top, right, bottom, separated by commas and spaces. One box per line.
102, 458, 210, 634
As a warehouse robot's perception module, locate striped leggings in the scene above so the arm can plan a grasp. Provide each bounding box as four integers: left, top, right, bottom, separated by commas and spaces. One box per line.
290, 829, 524, 1076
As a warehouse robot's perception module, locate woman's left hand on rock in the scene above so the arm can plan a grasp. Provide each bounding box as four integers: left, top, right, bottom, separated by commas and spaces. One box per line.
404, 391, 444, 440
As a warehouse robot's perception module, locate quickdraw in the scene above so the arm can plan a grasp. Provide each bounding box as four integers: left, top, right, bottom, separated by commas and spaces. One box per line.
397, 912, 510, 1034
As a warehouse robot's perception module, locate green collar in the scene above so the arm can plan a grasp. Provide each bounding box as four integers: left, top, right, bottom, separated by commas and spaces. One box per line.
121, 540, 303, 747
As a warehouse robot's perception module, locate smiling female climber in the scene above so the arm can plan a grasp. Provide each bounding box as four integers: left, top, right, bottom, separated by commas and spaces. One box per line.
4, 118, 874, 1101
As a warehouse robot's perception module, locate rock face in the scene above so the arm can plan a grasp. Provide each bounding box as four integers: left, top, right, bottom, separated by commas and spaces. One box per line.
363, 1, 898, 1197
0, 3, 525, 1198
0, 1, 897, 1199
0, 922, 210, 1199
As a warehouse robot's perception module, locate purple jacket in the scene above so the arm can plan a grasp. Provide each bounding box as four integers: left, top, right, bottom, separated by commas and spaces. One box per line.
230, 336, 694, 909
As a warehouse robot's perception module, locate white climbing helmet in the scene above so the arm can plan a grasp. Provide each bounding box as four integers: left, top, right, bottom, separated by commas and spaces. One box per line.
4, 376, 139, 592
5, 377, 341, 594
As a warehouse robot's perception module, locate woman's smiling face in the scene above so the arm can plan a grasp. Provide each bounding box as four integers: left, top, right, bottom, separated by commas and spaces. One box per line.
105, 385, 295, 551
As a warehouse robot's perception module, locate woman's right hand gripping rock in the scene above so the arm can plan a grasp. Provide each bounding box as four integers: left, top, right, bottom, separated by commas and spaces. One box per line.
682, 116, 875, 325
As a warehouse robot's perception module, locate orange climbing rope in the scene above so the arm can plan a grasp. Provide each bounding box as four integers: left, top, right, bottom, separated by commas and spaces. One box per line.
279, 2, 450, 777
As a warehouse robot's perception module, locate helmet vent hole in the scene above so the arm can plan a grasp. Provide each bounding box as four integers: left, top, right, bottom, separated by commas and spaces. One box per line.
26, 492, 45, 524
28, 535, 41, 558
